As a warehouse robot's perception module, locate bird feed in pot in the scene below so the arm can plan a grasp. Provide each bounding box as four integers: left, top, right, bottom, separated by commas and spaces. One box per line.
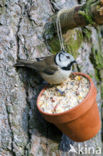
38, 75, 90, 114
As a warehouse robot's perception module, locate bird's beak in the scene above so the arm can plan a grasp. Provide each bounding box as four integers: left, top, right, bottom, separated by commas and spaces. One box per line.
72, 60, 78, 71
73, 60, 77, 64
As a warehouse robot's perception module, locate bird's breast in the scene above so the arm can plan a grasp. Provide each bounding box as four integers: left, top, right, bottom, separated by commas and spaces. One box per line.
41, 68, 72, 84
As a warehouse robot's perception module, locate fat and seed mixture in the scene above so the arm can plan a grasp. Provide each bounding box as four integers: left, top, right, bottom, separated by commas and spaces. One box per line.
38, 75, 90, 114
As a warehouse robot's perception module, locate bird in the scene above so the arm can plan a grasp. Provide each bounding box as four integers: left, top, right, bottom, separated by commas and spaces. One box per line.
14, 50, 76, 84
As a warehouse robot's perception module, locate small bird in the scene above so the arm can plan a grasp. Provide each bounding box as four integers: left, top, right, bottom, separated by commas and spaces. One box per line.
15, 51, 76, 84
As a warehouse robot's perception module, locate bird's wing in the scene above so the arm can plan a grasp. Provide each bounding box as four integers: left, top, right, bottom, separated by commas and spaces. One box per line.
42, 65, 58, 75
41, 55, 58, 74
32, 61, 58, 75
36, 53, 55, 61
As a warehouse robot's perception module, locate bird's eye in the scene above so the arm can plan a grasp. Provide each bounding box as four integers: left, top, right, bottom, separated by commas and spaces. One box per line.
66, 56, 70, 59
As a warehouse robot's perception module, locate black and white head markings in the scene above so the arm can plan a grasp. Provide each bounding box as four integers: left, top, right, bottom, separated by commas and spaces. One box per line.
55, 51, 76, 70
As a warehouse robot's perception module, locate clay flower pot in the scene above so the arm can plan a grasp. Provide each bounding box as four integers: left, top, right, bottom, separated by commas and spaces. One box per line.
37, 72, 101, 142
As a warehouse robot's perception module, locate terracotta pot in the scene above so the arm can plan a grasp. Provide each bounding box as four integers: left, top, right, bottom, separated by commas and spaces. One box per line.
37, 72, 101, 142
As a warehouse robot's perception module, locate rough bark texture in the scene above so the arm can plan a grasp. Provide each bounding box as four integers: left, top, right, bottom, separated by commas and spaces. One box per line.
0, 0, 102, 156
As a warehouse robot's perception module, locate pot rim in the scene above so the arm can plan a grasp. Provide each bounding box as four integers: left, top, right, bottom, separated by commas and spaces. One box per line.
37, 72, 96, 117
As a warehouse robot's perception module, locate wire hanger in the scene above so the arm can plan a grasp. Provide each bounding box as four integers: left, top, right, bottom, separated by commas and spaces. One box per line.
56, 10, 65, 51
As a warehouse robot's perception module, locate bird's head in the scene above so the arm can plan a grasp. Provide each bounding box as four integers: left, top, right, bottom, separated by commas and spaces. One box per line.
55, 51, 76, 70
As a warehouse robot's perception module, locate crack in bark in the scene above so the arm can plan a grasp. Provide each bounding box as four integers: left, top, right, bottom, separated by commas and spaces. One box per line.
49, 0, 59, 12
21, 3, 35, 155
5, 101, 16, 156
16, 17, 22, 60
25, 2, 42, 26
24, 87, 32, 156
15, 16, 32, 156
15, 4, 31, 156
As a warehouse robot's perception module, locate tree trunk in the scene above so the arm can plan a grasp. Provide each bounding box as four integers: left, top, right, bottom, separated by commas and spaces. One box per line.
0, 0, 102, 156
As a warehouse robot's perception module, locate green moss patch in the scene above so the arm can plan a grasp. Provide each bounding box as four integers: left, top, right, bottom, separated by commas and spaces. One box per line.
64, 29, 83, 58
47, 29, 83, 59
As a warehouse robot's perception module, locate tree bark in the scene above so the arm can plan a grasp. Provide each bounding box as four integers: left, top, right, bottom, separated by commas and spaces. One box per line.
0, 0, 102, 156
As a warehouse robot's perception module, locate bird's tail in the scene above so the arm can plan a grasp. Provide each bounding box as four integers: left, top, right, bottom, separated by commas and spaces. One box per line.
14, 59, 35, 69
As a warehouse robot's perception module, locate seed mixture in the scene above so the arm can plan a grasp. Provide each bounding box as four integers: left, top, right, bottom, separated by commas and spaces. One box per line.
38, 75, 90, 114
